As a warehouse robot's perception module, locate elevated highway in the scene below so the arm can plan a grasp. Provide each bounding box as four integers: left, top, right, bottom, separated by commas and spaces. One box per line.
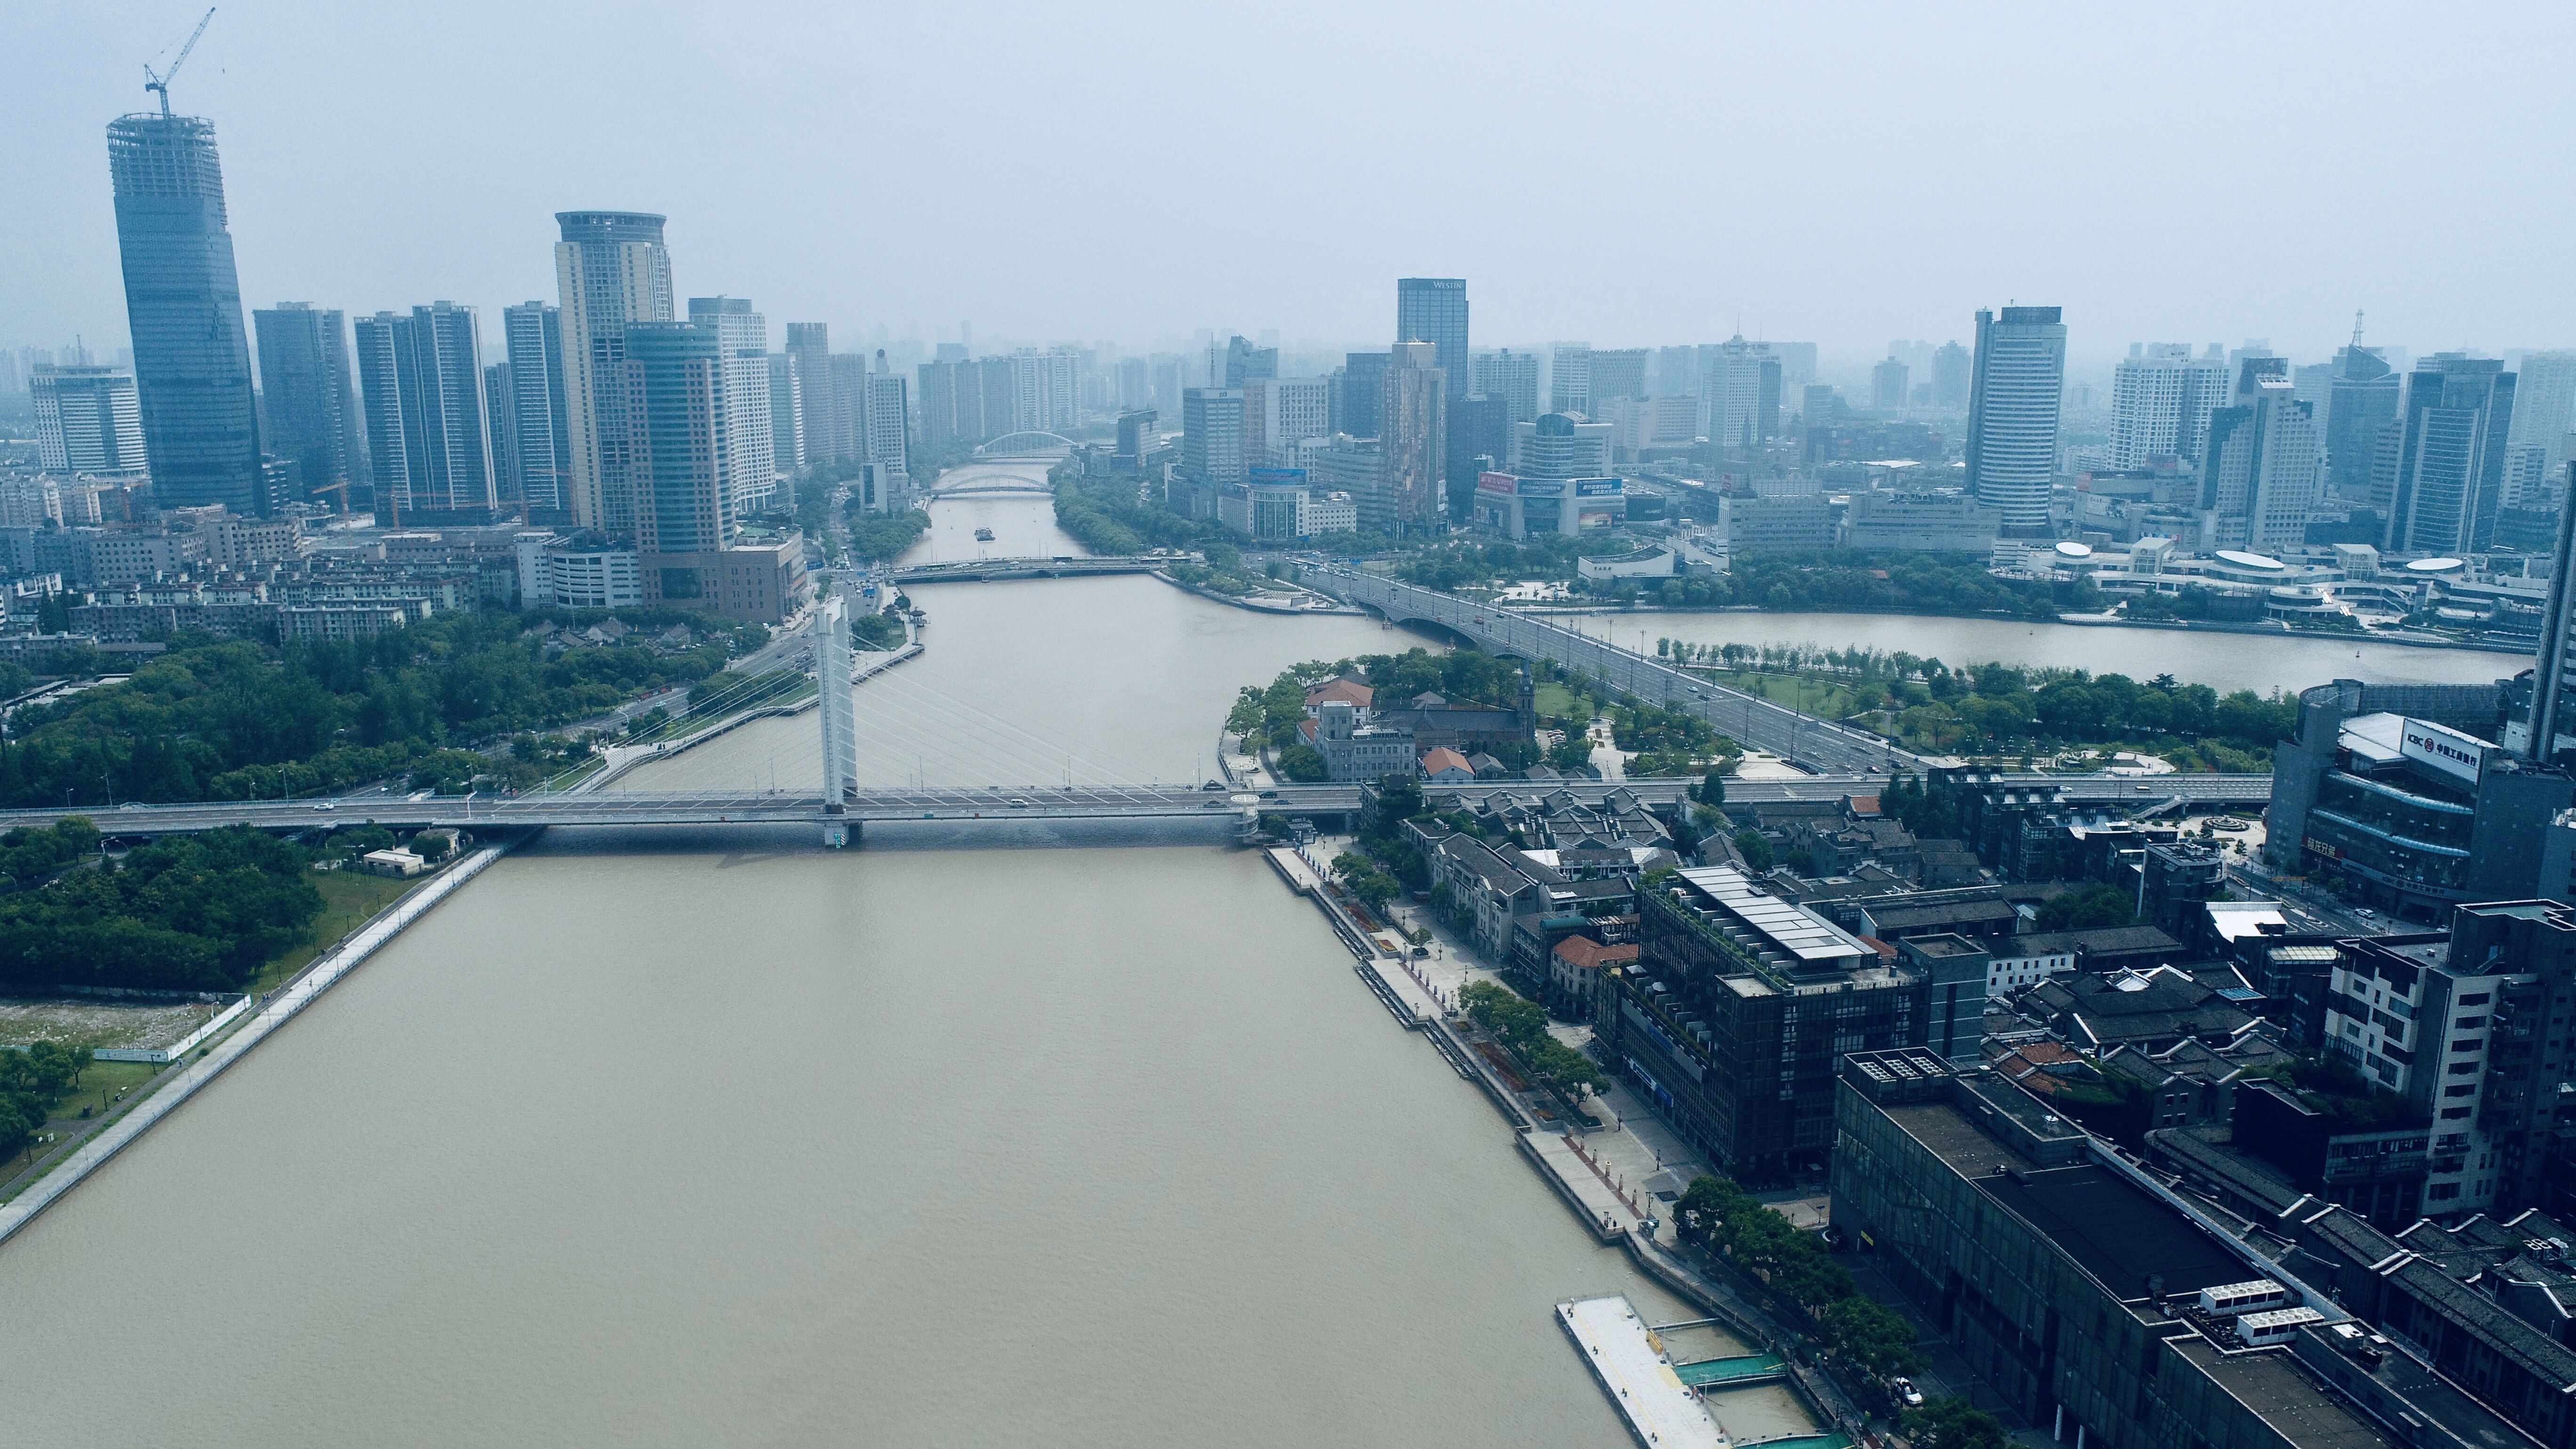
1304, 565, 1922, 774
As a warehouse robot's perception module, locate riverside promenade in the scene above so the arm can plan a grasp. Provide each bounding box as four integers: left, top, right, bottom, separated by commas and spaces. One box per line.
1259, 843, 1873, 1448
0, 842, 514, 1248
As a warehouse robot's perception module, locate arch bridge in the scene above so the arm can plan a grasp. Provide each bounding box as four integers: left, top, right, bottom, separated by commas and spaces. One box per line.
970, 431, 1079, 459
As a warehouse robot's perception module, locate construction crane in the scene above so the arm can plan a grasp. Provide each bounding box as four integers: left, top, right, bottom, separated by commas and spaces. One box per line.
144, 8, 216, 117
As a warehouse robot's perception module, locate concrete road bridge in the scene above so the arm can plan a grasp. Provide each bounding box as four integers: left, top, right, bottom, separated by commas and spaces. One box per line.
19, 590, 2266, 846
0, 770, 2267, 842
890, 556, 1163, 584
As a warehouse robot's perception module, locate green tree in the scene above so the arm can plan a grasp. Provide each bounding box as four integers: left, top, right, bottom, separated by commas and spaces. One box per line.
1275, 743, 1327, 781
2036, 882, 2138, 932
1902, 1397, 2012, 1449
1695, 771, 1727, 806
1821, 1296, 1926, 1377
1732, 828, 1775, 872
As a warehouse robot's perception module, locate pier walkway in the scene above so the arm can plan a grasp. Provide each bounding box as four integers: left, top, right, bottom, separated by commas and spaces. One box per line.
1558, 1295, 1732, 1449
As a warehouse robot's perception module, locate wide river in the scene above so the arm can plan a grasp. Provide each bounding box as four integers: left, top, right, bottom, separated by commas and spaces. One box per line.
1, 482, 2520, 1444
0, 483, 1696, 1448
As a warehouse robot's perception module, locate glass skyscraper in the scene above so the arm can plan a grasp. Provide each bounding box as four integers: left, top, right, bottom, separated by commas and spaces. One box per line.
1396, 278, 1469, 402
2382, 354, 2516, 556
108, 112, 265, 515
253, 302, 364, 505
620, 321, 733, 557
555, 211, 674, 536
1964, 306, 2067, 537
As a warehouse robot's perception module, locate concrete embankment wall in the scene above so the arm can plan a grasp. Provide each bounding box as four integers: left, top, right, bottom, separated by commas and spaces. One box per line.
0, 843, 514, 1248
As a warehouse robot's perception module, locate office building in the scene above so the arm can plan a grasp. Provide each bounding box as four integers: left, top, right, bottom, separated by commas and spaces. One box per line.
1545, 344, 1590, 417
2200, 358, 2325, 554
1303, 435, 1385, 531
351, 303, 499, 523
1841, 489, 2003, 553
861, 364, 911, 503
1113, 408, 1158, 467
1655, 345, 1698, 399
252, 303, 362, 504
2324, 341, 2399, 503
1242, 376, 1330, 468
1395, 278, 1469, 402
106, 111, 264, 514
1871, 357, 1910, 411
1114, 356, 1150, 412
2380, 354, 2516, 555
828, 354, 870, 467
1447, 393, 1509, 502
619, 321, 732, 556
1699, 336, 1780, 451
784, 322, 841, 462
1472, 349, 1541, 425
1833, 1049, 2543, 1449
686, 297, 776, 514
1149, 355, 1182, 422
1776, 341, 1818, 387
500, 303, 572, 516
1222, 335, 1276, 388
764, 353, 805, 477
1598, 866, 1919, 1178
31, 366, 148, 477
1334, 350, 1388, 438
2111, 343, 2233, 468
1473, 470, 1625, 538
1380, 340, 1447, 531
1966, 305, 2068, 537
1588, 348, 1650, 411
2266, 681, 2573, 915
2507, 350, 2576, 490
1507, 410, 1612, 478
2523, 475, 2576, 765
555, 211, 675, 534
1180, 387, 1244, 495
1930, 341, 1972, 409
1720, 493, 1835, 555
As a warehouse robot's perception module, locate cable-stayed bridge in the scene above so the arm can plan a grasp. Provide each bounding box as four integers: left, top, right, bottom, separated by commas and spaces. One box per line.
8, 588, 2271, 846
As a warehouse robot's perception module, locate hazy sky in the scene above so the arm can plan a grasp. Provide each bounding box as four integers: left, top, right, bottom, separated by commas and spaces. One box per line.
7, 0, 2573, 372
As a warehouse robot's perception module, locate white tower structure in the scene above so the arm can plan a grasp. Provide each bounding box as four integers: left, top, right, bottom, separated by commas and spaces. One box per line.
815, 592, 858, 845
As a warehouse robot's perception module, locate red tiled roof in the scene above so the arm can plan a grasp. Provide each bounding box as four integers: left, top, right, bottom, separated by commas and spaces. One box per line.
1553, 936, 1640, 969
1420, 746, 1474, 776
1305, 677, 1374, 708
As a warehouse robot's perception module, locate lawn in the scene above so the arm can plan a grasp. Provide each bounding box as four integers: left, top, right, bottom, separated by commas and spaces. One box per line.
248, 869, 422, 992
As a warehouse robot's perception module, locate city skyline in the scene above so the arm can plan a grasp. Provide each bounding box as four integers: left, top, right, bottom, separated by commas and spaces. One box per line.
8, 3, 2576, 365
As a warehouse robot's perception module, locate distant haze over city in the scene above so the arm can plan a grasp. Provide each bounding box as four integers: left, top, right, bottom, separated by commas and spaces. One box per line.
5, 1, 2574, 369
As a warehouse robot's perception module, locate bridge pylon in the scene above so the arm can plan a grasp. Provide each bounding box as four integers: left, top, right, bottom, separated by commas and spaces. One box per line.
815, 593, 860, 846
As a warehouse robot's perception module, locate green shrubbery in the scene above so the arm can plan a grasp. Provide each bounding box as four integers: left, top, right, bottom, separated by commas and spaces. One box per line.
1675, 1173, 1925, 1377
0, 612, 756, 808
0, 823, 322, 994
1458, 980, 1607, 1093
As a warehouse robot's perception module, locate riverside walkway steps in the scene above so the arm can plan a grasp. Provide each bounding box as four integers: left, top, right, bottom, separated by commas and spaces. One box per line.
1557, 1295, 1732, 1449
